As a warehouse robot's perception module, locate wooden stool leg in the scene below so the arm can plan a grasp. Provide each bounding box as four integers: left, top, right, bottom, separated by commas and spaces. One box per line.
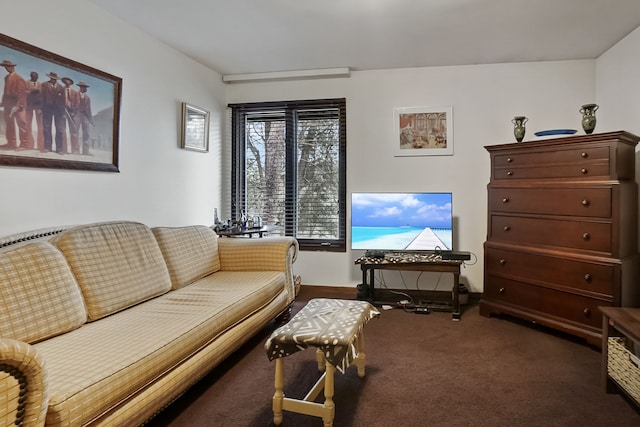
355, 333, 366, 378
273, 358, 284, 425
322, 361, 335, 427
316, 347, 326, 371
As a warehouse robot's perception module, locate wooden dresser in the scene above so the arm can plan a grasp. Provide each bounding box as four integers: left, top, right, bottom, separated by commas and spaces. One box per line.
481, 131, 640, 346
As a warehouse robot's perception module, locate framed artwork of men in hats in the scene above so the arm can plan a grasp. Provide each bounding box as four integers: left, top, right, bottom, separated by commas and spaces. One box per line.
0, 33, 121, 172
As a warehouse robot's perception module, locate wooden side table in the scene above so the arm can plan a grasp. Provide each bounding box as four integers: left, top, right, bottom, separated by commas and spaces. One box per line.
599, 306, 640, 406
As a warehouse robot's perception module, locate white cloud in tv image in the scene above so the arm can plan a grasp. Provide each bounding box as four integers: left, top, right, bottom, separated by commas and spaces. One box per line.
351, 192, 452, 251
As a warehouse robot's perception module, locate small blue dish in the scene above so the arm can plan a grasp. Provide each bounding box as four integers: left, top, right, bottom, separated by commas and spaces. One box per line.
534, 129, 578, 137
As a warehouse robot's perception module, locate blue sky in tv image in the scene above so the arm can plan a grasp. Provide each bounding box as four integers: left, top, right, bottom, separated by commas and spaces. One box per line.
351, 192, 453, 251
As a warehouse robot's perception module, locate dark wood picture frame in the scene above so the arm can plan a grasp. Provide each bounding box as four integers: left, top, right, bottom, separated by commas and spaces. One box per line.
0, 33, 121, 172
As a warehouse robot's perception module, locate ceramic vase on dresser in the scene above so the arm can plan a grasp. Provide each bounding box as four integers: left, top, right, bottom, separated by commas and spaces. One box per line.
580, 103, 599, 134
511, 116, 528, 142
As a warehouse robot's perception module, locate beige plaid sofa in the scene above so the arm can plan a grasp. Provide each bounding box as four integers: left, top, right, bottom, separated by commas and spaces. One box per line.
0, 221, 298, 426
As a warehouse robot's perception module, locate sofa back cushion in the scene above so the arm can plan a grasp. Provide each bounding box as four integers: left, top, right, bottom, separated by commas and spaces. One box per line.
0, 242, 86, 343
152, 225, 221, 289
51, 221, 172, 321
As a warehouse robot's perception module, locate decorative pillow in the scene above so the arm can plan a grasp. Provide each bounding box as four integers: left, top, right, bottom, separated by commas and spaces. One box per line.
0, 242, 86, 343
152, 225, 221, 289
51, 221, 171, 321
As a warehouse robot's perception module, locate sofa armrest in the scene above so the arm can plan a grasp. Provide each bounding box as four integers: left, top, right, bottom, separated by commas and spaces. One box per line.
0, 339, 48, 427
218, 237, 299, 302
218, 236, 298, 270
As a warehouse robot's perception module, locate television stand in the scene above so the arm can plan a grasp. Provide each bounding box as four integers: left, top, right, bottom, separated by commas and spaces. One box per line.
355, 252, 463, 320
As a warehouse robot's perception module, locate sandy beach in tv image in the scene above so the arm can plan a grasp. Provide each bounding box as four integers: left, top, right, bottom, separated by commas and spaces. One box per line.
351, 192, 453, 250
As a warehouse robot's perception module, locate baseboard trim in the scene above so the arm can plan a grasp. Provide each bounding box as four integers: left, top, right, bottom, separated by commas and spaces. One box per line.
298, 285, 354, 299
298, 285, 481, 305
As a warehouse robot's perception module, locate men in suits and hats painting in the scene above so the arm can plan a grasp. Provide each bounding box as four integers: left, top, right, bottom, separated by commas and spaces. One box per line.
76, 81, 93, 155
0, 59, 29, 149
61, 76, 80, 154
40, 71, 66, 153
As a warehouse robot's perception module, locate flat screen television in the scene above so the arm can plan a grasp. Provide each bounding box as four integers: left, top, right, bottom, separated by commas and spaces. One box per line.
351, 192, 453, 251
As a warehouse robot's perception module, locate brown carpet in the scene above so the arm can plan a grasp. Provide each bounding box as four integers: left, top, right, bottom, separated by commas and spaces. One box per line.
146, 286, 640, 426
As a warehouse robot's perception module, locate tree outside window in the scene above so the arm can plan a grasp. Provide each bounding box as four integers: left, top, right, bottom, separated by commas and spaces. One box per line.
230, 99, 346, 251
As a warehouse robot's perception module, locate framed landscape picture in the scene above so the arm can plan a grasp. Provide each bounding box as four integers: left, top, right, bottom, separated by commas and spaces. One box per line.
394, 105, 453, 156
0, 33, 121, 172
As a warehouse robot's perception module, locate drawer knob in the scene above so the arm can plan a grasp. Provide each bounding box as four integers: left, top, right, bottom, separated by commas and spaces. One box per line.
584, 273, 592, 282
506, 171, 513, 176
499, 287, 505, 294
499, 259, 507, 265
583, 308, 591, 317
581, 168, 588, 175
582, 232, 591, 240
507, 157, 513, 163
503, 225, 511, 232
582, 199, 590, 206
581, 152, 588, 158
502, 197, 510, 203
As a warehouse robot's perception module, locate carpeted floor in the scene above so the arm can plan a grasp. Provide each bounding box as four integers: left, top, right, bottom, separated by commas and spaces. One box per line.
146, 286, 640, 426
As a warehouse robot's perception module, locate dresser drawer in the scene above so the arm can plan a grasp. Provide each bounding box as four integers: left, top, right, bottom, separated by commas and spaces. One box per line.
490, 215, 612, 254
485, 246, 616, 296
484, 276, 612, 329
492, 146, 610, 180
489, 187, 612, 217
493, 162, 610, 180
493, 146, 610, 168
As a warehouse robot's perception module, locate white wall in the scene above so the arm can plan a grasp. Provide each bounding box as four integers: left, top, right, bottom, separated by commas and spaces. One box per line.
596, 26, 640, 137
226, 60, 596, 292
4, 1, 637, 294
596, 26, 640, 248
0, 0, 226, 235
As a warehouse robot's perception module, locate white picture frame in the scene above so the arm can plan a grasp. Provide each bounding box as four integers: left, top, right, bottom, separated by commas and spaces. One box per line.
394, 105, 453, 156
180, 102, 210, 152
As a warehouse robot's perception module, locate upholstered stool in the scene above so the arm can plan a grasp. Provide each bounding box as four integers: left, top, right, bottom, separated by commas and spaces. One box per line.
265, 298, 380, 427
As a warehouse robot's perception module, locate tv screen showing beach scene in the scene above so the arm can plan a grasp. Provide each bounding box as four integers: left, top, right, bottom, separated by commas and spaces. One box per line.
351, 192, 453, 251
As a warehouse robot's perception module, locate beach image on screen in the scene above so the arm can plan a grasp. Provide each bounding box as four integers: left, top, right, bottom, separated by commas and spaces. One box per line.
351, 193, 452, 250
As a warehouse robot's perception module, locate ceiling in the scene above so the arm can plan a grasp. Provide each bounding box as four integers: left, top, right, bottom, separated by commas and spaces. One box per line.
87, 0, 640, 78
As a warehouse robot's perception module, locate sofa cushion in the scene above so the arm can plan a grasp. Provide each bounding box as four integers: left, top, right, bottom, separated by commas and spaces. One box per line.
152, 225, 221, 289
51, 221, 172, 321
34, 270, 286, 426
0, 242, 86, 343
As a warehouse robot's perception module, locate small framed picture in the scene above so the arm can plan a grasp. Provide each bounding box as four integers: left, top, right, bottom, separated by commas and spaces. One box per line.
180, 102, 209, 152
394, 106, 453, 156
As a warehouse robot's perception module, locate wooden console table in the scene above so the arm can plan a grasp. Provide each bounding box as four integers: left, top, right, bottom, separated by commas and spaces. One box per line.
355, 253, 463, 320
213, 224, 279, 238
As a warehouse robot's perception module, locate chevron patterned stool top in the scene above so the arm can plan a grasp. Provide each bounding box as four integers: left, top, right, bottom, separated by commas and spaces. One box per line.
265, 298, 380, 372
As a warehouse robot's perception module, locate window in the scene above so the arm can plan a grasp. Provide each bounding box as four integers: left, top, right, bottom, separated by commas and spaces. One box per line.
229, 98, 346, 251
